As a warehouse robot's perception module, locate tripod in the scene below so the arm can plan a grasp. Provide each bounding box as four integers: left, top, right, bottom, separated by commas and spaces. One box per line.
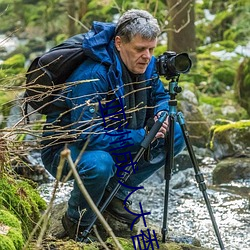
82, 77, 225, 250
162, 77, 225, 249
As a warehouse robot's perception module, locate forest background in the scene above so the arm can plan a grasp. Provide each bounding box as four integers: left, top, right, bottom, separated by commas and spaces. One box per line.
0, 0, 250, 125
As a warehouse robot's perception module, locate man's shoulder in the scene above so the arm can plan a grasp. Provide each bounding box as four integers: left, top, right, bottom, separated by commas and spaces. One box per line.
69, 58, 109, 80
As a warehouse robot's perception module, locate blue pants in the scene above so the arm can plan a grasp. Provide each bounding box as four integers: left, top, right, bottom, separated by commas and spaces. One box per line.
41, 122, 185, 226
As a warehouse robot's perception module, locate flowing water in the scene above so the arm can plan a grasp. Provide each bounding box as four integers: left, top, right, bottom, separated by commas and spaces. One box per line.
38, 156, 250, 250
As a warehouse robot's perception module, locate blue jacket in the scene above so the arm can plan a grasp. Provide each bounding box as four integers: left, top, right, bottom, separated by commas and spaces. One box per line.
44, 21, 170, 152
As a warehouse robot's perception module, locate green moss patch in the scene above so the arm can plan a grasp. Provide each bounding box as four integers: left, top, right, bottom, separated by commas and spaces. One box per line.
0, 174, 47, 239
0, 209, 23, 250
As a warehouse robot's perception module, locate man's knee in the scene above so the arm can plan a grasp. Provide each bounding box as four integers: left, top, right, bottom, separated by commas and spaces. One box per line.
77, 150, 115, 180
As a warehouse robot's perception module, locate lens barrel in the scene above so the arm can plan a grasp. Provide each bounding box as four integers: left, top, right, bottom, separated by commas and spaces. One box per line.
156, 51, 192, 79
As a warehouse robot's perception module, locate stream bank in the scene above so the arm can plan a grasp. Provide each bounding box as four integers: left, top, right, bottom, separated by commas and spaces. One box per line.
38, 152, 250, 250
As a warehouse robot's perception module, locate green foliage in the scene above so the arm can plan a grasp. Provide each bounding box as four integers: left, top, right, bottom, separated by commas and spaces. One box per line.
234, 57, 250, 115
196, 0, 250, 47
192, 40, 241, 96
209, 10, 234, 42
1, 54, 25, 69
0, 54, 26, 85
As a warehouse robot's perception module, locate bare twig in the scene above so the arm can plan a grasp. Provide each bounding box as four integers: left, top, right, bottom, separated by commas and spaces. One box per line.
68, 14, 90, 31
61, 148, 124, 250
22, 154, 66, 249
93, 225, 110, 250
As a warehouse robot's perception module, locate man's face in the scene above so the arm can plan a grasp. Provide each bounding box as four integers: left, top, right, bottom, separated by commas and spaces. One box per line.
115, 35, 157, 74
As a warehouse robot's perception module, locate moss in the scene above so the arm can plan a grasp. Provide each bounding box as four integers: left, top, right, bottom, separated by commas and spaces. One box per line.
217, 40, 237, 51
105, 237, 209, 250
0, 209, 21, 229
213, 67, 235, 86
213, 120, 250, 133
199, 90, 248, 122
0, 235, 16, 250
0, 174, 47, 239
84, 244, 100, 250
27, 235, 212, 250
0, 209, 24, 249
209, 120, 250, 151
199, 95, 224, 107
165, 242, 183, 249
7, 228, 24, 249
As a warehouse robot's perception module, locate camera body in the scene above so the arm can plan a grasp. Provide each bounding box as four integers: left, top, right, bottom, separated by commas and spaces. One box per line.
156, 51, 192, 79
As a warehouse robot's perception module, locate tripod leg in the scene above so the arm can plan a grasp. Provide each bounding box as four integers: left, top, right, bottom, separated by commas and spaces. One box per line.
162, 114, 175, 243
177, 112, 225, 250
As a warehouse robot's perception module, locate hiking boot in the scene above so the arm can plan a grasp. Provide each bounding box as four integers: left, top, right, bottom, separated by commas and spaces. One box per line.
61, 213, 97, 243
103, 193, 140, 225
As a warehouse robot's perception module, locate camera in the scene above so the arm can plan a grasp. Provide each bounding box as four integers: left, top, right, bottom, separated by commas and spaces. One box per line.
156, 51, 192, 79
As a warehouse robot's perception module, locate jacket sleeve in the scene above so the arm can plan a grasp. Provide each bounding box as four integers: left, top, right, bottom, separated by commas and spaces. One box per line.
65, 61, 146, 152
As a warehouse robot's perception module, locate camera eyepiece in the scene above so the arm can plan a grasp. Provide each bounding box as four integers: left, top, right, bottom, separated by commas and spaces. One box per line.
156, 51, 192, 79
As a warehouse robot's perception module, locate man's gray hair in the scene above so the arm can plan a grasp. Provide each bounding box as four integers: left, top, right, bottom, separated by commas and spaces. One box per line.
115, 9, 161, 43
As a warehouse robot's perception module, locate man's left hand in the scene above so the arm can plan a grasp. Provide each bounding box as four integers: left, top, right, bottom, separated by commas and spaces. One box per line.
154, 111, 169, 139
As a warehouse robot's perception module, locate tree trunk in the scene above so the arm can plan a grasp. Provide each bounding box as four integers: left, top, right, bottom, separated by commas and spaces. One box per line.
167, 0, 196, 62
78, 0, 88, 20
67, 0, 76, 36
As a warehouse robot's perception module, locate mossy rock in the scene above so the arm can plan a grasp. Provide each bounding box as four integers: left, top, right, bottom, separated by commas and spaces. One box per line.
0, 209, 24, 250
209, 120, 250, 160
0, 174, 47, 239
107, 237, 211, 250
28, 236, 211, 250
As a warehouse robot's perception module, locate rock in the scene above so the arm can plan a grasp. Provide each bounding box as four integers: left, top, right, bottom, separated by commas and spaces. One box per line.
44, 202, 212, 250
213, 157, 250, 184
179, 100, 211, 148
181, 89, 199, 105
170, 168, 193, 189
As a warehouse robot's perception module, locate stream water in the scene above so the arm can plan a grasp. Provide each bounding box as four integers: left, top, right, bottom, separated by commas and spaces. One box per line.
38, 156, 250, 250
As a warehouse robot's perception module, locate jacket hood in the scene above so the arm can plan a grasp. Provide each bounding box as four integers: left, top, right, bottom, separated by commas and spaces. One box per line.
82, 21, 116, 65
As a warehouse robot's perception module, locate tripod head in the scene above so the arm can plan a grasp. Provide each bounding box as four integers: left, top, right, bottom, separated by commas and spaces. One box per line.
168, 76, 182, 100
